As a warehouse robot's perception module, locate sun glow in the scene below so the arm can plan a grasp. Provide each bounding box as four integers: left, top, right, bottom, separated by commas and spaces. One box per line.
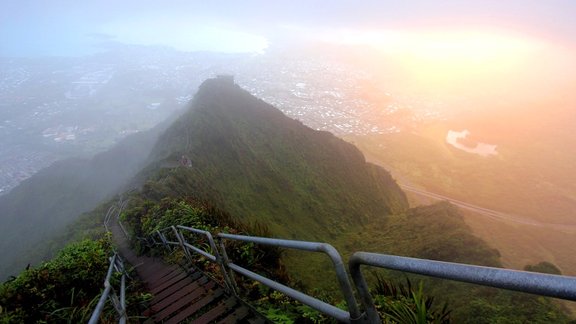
328, 29, 542, 88
318, 27, 576, 107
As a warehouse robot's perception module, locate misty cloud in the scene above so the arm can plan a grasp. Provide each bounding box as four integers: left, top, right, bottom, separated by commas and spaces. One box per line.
2, 0, 576, 57
85, 32, 117, 41
98, 19, 268, 53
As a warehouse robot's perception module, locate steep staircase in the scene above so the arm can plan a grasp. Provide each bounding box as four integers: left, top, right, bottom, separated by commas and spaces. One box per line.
108, 207, 265, 323
94, 200, 576, 324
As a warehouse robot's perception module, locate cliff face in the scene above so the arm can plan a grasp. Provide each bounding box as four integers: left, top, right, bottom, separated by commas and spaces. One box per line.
138, 77, 408, 239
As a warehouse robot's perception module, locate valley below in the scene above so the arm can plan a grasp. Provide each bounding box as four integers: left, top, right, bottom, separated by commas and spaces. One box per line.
3, 2, 576, 322
347, 122, 576, 277
2, 75, 574, 322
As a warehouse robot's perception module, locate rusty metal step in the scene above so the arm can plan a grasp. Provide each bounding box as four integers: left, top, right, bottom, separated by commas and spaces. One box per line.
149, 272, 189, 294
152, 282, 219, 322
193, 296, 238, 323
147, 265, 182, 283
130, 257, 267, 323
217, 305, 251, 324
163, 288, 225, 324
150, 277, 211, 313
137, 261, 170, 275
247, 316, 268, 324
151, 272, 204, 303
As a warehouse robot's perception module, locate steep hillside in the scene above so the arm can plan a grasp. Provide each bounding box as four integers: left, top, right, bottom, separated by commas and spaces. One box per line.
2, 77, 571, 322
123, 78, 572, 322
0, 121, 169, 280
136, 77, 408, 240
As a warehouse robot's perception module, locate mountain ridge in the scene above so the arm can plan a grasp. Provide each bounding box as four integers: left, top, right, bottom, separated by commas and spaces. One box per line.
134, 77, 408, 240
2, 77, 572, 322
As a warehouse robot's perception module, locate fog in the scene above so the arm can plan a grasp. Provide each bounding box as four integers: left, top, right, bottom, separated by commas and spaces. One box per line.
1, 1, 576, 279
4, 0, 576, 56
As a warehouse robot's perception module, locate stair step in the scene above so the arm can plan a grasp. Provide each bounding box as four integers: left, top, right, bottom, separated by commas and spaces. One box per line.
149, 272, 188, 294
217, 305, 251, 324
163, 288, 225, 324
151, 272, 204, 303
152, 282, 218, 322
150, 277, 210, 312
194, 296, 237, 323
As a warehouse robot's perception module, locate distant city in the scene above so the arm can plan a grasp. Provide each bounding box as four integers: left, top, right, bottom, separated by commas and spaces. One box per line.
0, 46, 446, 194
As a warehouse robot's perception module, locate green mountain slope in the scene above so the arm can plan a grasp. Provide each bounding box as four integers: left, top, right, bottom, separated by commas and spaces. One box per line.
0, 122, 168, 280
123, 78, 570, 322
2, 77, 571, 322
136, 77, 408, 240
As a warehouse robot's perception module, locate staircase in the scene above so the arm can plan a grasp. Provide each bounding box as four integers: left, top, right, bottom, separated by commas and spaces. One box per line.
92, 200, 576, 324
105, 201, 266, 323
140, 263, 263, 323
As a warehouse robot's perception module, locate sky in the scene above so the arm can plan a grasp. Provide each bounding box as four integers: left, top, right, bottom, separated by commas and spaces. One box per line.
2, 0, 576, 109
2, 0, 576, 57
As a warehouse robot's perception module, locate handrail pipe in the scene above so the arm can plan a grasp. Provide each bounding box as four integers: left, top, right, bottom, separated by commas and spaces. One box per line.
349, 252, 576, 323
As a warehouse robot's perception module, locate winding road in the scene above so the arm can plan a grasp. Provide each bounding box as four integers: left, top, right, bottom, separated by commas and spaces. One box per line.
399, 184, 576, 231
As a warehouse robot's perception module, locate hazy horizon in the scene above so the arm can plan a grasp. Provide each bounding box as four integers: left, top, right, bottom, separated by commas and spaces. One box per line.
4, 1, 575, 111
2, 0, 576, 269
1, 3, 576, 320
3, 1, 576, 56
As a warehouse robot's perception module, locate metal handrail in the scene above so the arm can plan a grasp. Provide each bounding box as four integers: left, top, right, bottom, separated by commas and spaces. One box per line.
103, 205, 118, 233
103, 199, 129, 237
174, 226, 237, 293
116, 199, 130, 238
218, 233, 363, 323
95, 198, 130, 324
88, 253, 127, 324
155, 226, 180, 248
175, 226, 217, 262
349, 252, 576, 323
144, 224, 576, 323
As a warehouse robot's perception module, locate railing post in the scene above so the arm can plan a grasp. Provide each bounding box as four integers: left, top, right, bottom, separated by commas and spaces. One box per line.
118, 257, 127, 324
103, 205, 117, 233
88, 254, 117, 324
218, 238, 239, 294
157, 230, 170, 251
217, 233, 365, 323
321, 244, 364, 323
202, 230, 238, 295
172, 226, 193, 264
349, 256, 381, 324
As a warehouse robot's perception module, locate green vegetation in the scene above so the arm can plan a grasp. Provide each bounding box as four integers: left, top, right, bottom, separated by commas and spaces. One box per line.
122, 178, 571, 322
121, 196, 285, 280
0, 237, 149, 323
2, 78, 573, 323
463, 288, 573, 324
372, 277, 450, 324
358, 202, 501, 267
0, 123, 164, 280
125, 78, 572, 322
138, 78, 408, 242
525, 261, 563, 275
121, 197, 455, 323
347, 125, 576, 229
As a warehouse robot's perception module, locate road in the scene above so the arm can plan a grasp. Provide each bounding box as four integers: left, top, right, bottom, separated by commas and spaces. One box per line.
360, 156, 576, 231
399, 184, 576, 231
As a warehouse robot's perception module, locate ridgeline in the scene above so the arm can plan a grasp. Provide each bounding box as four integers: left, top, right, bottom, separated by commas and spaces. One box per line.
137, 76, 408, 240
1, 77, 572, 323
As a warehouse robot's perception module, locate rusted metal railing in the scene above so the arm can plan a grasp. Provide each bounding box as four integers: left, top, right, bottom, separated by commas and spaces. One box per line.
145, 225, 576, 323
218, 233, 364, 323
88, 253, 127, 324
